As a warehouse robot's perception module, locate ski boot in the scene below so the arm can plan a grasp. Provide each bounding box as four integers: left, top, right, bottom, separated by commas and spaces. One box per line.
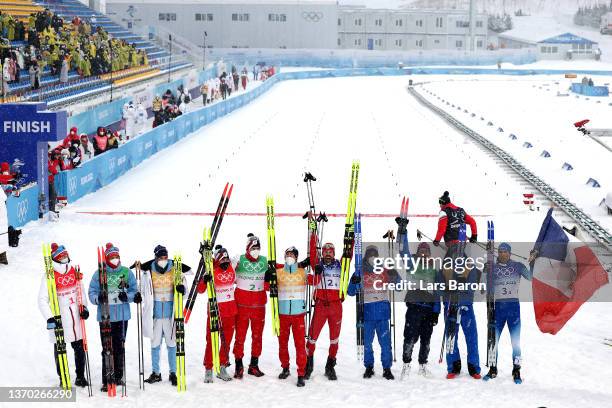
144, 372, 162, 384
297, 376, 305, 387
512, 364, 522, 384
446, 360, 461, 379
278, 367, 290, 379
247, 357, 265, 377
483, 366, 497, 381
234, 358, 244, 379
324, 357, 337, 380
400, 363, 411, 380
468, 363, 481, 380
74, 377, 89, 387
0, 252, 7, 265
418, 364, 433, 378
204, 370, 214, 383
100, 384, 108, 393
383, 368, 395, 380
363, 366, 374, 379
169, 372, 177, 386
217, 366, 232, 382
304, 356, 314, 380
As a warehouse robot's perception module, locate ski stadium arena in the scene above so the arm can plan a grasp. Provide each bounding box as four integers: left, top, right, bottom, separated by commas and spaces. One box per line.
1, 1, 612, 408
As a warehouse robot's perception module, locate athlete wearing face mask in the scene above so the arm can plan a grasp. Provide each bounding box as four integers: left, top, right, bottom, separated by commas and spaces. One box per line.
275, 246, 317, 387
133, 245, 192, 386
231, 233, 269, 379
88, 242, 140, 392
197, 245, 237, 383
38, 243, 90, 388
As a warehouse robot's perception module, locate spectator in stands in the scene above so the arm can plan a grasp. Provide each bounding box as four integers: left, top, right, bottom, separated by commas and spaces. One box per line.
68, 145, 81, 168
200, 81, 209, 106
60, 56, 69, 83
241, 67, 249, 90
1, 57, 9, 97
93, 127, 108, 156
588, 78, 594, 87
253, 64, 259, 81
59, 149, 73, 171
62, 127, 79, 147
79, 134, 94, 162
220, 74, 228, 100
0, 162, 15, 190
232, 69, 240, 91
122, 102, 137, 139
106, 130, 121, 150
136, 102, 147, 136
29, 60, 41, 90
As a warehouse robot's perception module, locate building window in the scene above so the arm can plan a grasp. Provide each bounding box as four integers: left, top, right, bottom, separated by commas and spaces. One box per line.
416, 19, 423, 27
434, 39, 440, 44
338, 18, 341, 26
159, 13, 176, 21
552, 46, 558, 53
354, 38, 361, 46
375, 18, 382, 26
195, 13, 213, 21
355, 18, 362, 26
456, 20, 469, 28
476, 20, 483, 28
395, 39, 402, 47
232, 13, 249, 22
375, 39, 382, 46
268, 13, 286, 22
395, 19, 403, 26
477, 40, 483, 48
456, 40, 463, 48
435, 17, 443, 28
416, 39, 423, 47
338, 38, 341, 46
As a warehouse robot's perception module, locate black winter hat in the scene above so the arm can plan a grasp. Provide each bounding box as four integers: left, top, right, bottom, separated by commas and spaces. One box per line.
154, 245, 168, 258
439, 191, 451, 205
284, 246, 298, 259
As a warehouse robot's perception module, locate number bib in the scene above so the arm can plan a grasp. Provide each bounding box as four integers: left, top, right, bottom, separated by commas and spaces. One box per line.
493, 264, 522, 300
318, 261, 341, 290
235, 255, 268, 292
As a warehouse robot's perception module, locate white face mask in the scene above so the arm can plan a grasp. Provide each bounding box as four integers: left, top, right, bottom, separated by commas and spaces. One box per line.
53, 260, 68, 272
285, 257, 296, 266
108, 258, 120, 268
249, 249, 260, 259
157, 259, 168, 269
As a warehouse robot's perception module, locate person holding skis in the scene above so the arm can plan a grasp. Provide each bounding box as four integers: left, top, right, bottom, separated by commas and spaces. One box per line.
88, 243, 141, 392
348, 245, 399, 380
38, 244, 90, 387
197, 245, 237, 383
276, 246, 320, 387
304, 243, 343, 381
400, 242, 441, 379
434, 191, 478, 248
136, 245, 190, 386
439, 244, 482, 380
232, 233, 269, 378
483, 242, 531, 384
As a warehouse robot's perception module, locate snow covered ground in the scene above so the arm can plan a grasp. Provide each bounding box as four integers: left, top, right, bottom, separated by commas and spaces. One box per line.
2, 75, 612, 407
418, 75, 612, 232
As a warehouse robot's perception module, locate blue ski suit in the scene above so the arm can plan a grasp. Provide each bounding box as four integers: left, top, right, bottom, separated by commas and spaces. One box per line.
348, 263, 399, 369
490, 259, 531, 365
438, 267, 481, 374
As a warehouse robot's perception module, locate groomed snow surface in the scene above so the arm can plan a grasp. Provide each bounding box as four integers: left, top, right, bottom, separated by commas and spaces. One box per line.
2, 75, 611, 408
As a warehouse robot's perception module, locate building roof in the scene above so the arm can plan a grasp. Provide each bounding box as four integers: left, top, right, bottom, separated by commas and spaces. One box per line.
106, 0, 337, 4
539, 32, 597, 45
497, 15, 598, 45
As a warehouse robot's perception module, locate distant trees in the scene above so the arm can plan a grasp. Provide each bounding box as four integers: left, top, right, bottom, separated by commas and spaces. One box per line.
573, 2, 612, 28
488, 13, 513, 33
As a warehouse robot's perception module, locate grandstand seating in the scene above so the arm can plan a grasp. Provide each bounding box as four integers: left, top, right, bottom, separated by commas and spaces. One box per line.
1, 0, 193, 105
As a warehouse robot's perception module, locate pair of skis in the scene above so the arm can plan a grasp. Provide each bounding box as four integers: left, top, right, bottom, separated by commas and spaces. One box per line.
354, 214, 364, 362
439, 224, 467, 364
75, 266, 93, 396
184, 182, 234, 323
97, 246, 117, 397
42, 244, 71, 391
485, 221, 498, 369
173, 255, 186, 391
339, 161, 360, 298
266, 195, 280, 337
202, 228, 223, 374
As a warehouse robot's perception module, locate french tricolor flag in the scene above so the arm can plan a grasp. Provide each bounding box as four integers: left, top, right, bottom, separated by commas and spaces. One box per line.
530, 208, 609, 335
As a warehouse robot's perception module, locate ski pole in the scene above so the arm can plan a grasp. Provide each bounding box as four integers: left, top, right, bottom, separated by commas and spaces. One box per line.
135, 262, 145, 390
76, 266, 93, 397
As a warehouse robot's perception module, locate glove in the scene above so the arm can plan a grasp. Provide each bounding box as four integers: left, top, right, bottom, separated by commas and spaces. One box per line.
314, 264, 323, 275
298, 257, 310, 269
202, 273, 213, 283
350, 275, 361, 285
97, 292, 105, 305
133, 292, 142, 304
264, 266, 275, 283
47, 317, 56, 330
176, 284, 185, 295
118, 291, 128, 303
433, 240, 440, 247
431, 313, 439, 327
79, 306, 89, 320
469, 235, 478, 243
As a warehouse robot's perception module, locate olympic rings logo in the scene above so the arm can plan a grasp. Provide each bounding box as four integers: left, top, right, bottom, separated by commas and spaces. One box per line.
495, 266, 515, 278
57, 274, 76, 286
279, 273, 305, 284
216, 272, 234, 284
17, 200, 28, 223
302, 11, 323, 22
240, 260, 266, 273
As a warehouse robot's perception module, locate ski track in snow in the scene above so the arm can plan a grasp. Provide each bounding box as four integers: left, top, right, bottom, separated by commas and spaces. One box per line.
3, 76, 612, 408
